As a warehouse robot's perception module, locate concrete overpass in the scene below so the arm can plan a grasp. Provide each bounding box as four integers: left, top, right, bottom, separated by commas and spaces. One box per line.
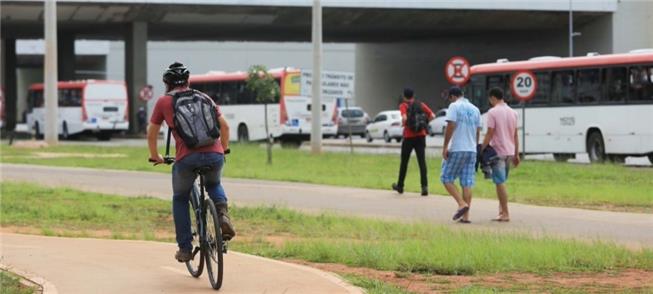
2, 0, 651, 132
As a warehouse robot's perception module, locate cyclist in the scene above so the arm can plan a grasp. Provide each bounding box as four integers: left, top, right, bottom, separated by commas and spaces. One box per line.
147, 62, 236, 262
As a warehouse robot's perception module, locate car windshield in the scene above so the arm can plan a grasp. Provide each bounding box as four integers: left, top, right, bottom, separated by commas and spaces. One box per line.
342, 109, 364, 118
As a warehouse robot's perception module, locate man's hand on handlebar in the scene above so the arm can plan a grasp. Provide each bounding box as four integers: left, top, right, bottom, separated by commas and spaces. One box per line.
149, 154, 174, 165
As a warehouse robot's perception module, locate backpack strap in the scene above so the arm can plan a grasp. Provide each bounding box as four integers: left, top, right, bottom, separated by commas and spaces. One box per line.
163, 89, 191, 158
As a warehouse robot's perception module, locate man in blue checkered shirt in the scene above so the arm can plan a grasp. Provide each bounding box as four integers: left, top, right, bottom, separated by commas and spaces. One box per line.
441, 86, 481, 223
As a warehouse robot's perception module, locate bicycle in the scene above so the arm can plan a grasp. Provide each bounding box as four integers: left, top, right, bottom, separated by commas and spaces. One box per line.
149, 131, 228, 290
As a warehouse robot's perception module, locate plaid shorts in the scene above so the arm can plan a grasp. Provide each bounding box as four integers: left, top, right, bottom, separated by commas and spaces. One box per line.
440, 151, 477, 188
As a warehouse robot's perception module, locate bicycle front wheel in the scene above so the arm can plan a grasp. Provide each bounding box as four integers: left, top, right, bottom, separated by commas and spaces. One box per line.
203, 198, 224, 290
185, 185, 204, 278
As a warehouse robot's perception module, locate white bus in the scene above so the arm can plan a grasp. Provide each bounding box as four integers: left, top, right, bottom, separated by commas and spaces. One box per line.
189, 68, 349, 143
26, 80, 129, 140
465, 50, 653, 164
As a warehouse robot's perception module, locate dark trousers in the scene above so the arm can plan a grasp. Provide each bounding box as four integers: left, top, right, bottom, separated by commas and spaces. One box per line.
397, 136, 428, 188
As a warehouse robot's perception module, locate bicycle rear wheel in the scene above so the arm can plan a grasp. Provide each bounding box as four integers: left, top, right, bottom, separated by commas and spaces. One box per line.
185, 185, 204, 278
203, 198, 224, 290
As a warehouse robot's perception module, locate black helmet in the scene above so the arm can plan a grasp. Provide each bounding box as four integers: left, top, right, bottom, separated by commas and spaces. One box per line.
163, 62, 189, 86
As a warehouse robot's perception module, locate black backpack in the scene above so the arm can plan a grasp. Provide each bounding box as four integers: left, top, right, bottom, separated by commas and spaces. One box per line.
169, 89, 220, 149
406, 100, 428, 132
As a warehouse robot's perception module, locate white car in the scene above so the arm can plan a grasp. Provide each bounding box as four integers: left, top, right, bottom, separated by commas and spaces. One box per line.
366, 110, 403, 143
428, 108, 448, 136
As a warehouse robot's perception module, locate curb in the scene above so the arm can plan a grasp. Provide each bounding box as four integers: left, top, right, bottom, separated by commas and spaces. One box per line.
0, 263, 58, 294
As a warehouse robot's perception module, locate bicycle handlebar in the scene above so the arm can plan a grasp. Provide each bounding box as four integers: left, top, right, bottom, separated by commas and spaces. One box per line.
148, 156, 175, 165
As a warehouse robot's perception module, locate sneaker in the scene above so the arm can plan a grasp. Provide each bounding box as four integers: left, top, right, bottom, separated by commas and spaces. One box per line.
215, 202, 236, 240
175, 250, 192, 262
391, 183, 404, 194
421, 186, 428, 196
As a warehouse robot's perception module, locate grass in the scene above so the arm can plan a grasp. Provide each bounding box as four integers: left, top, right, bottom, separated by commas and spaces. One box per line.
343, 275, 413, 294
2, 181, 652, 277
1, 143, 652, 212
0, 271, 35, 294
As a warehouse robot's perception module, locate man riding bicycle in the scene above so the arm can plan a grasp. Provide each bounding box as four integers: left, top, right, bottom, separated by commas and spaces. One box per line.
147, 62, 236, 262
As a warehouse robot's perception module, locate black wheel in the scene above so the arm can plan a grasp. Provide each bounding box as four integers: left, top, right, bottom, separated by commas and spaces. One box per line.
607, 155, 626, 164
553, 153, 574, 162
185, 186, 204, 278
587, 131, 606, 163
395, 137, 402, 143
360, 134, 366, 139
649, 154, 653, 165
237, 124, 249, 143
383, 131, 391, 143
203, 198, 224, 290
96, 131, 112, 141
366, 131, 373, 143
34, 122, 43, 140
61, 121, 70, 139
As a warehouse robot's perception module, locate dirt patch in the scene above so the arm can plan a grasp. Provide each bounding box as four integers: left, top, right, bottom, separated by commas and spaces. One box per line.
287, 260, 653, 293
0, 226, 175, 240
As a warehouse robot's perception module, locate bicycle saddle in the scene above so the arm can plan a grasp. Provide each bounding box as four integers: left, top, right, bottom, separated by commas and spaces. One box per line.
193, 165, 213, 175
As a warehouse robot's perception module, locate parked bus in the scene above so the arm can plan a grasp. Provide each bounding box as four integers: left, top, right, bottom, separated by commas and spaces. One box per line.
465, 50, 653, 164
189, 68, 342, 143
26, 80, 129, 140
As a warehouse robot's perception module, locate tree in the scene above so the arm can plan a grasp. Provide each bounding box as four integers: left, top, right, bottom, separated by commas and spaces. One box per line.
246, 65, 280, 165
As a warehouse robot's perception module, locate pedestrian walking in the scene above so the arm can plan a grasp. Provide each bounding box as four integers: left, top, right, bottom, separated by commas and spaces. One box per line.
441, 86, 481, 223
481, 87, 520, 222
392, 88, 435, 196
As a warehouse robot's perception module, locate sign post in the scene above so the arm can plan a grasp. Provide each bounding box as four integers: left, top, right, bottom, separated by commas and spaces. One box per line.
510, 71, 537, 158
445, 56, 471, 86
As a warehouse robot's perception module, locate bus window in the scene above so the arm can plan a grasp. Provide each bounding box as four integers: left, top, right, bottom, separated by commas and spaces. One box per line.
221, 82, 238, 105
469, 75, 488, 112
530, 71, 551, 106
59, 89, 82, 107
603, 67, 627, 103
552, 70, 576, 105
577, 69, 601, 104
28, 90, 44, 111
629, 66, 653, 102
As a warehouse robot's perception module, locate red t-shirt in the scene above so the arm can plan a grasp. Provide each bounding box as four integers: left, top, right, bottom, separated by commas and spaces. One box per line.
400, 100, 434, 138
150, 88, 224, 161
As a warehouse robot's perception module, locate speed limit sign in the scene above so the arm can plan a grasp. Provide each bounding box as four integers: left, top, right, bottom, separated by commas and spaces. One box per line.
511, 71, 537, 101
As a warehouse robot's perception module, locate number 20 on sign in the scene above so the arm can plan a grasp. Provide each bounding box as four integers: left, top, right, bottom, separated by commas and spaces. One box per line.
511, 71, 537, 102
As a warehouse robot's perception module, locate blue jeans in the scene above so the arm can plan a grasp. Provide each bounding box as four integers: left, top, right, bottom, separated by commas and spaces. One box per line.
172, 152, 227, 251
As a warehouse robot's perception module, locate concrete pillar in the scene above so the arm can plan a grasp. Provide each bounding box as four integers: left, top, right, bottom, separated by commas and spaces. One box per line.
58, 31, 76, 81
2, 38, 18, 132
125, 21, 148, 134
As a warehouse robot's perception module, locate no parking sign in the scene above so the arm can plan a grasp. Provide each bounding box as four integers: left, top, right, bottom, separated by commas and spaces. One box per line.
445, 56, 471, 86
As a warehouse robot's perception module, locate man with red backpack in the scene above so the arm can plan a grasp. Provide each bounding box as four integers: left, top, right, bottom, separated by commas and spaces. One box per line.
147, 62, 236, 262
392, 88, 435, 196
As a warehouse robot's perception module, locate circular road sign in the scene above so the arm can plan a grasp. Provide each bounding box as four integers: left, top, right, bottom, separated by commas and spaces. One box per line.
511, 71, 538, 101
139, 85, 153, 101
445, 56, 471, 86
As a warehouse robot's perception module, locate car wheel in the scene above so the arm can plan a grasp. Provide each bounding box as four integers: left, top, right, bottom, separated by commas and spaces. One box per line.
384, 131, 391, 143
395, 137, 402, 143
366, 131, 373, 143
587, 131, 606, 163
61, 121, 69, 140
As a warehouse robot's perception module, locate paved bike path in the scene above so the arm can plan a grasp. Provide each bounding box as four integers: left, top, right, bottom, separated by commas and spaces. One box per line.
2, 164, 652, 249
0, 233, 361, 294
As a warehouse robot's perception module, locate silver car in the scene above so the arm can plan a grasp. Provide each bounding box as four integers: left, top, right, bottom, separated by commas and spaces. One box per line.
336, 107, 369, 138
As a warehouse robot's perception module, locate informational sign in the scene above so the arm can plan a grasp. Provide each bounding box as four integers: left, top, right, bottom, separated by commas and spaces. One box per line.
445, 56, 471, 85
139, 85, 153, 101
511, 71, 537, 101
300, 70, 355, 99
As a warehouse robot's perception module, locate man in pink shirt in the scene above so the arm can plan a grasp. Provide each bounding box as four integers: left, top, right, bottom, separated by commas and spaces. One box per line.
481, 87, 520, 222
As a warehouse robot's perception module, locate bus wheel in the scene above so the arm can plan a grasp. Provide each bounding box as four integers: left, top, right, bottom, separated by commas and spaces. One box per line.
61, 122, 69, 140
96, 131, 112, 141
34, 122, 43, 140
553, 153, 574, 162
587, 131, 606, 163
648, 154, 653, 165
237, 124, 249, 143
607, 155, 626, 164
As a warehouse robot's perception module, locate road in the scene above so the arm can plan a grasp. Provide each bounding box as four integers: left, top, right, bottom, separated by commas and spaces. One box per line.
0, 233, 361, 294
3, 164, 652, 249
